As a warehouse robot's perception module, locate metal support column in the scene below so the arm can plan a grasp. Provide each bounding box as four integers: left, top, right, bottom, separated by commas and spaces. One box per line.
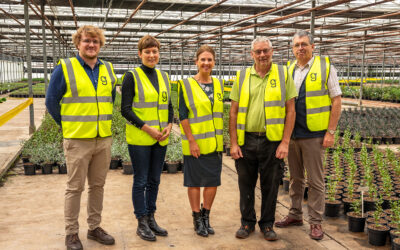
381, 50, 385, 87
253, 19, 257, 39
58, 33, 61, 60
310, 0, 315, 38
347, 48, 351, 84
24, 0, 36, 134
169, 43, 172, 78
219, 29, 222, 79
359, 31, 367, 106
52, 19, 56, 70
41, 2, 48, 94
181, 44, 184, 79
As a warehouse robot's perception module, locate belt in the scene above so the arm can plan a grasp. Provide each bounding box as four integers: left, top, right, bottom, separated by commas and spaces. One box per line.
246, 131, 265, 137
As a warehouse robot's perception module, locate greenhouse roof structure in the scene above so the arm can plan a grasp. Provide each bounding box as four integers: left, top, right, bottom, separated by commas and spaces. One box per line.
1, 0, 400, 76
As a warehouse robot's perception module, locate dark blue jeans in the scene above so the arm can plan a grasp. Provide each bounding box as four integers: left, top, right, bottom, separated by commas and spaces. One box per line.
128, 143, 166, 219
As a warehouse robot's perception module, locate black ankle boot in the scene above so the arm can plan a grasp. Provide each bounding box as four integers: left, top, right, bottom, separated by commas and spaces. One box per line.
148, 213, 168, 236
192, 211, 208, 237
137, 215, 156, 241
201, 207, 215, 234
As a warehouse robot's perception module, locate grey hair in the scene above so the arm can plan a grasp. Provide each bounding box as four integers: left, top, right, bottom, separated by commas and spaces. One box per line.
292, 30, 314, 45
251, 37, 272, 50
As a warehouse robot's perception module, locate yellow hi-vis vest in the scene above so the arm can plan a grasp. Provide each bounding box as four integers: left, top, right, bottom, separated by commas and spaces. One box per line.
125, 67, 170, 146
236, 64, 287, 146
289, 56, 331, 132
179, 77, 224, 156
59, 57, 116, 138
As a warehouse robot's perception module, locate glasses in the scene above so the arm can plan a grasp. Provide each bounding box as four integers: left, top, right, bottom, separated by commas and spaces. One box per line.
293, 42, 310, 49
82, 39, 100, 45
253, 48, 271, 55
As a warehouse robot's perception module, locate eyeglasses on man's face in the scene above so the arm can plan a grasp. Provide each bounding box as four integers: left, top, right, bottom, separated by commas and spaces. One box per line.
81, 39, 100, 45
293, 42, 310, 49
252, 48, 272, 55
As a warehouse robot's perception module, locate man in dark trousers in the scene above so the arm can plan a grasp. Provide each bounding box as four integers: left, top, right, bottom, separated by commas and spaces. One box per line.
229, 36, 297, 241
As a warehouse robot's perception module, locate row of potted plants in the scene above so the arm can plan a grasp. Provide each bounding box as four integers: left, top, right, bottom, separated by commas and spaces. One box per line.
338, 107, 400, 144
342, 85, 400, 102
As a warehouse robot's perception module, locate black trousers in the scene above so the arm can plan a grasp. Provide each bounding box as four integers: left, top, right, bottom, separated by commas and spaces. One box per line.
236, 133, 284, 229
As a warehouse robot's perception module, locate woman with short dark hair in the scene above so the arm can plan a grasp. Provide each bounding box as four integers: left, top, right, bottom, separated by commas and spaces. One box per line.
121, 35, 173, 242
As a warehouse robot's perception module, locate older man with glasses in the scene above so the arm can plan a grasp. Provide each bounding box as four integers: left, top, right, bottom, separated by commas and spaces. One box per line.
275, 30, 342, 240
229, 36, 297, 241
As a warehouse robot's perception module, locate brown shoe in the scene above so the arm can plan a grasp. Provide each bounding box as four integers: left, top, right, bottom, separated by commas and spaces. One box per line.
65, 233, 83, 250
87, 227, 115, 245
310, 224, 324, 240
274, 216, 303, 228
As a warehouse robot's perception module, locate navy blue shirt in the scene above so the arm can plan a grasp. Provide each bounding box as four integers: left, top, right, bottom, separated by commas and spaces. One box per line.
292, 71, 326, 139
45, 54, 116, 125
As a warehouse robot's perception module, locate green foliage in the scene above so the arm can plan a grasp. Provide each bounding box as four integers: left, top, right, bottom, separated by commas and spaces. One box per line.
326, 175, 338, 202
165, 133, 182, 162
373, 196, 384, 226
350, 199, 362, 216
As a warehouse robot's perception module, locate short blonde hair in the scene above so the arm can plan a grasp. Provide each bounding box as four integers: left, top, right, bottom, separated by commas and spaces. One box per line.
138, 35, 160, 52
72, 25, 105, 49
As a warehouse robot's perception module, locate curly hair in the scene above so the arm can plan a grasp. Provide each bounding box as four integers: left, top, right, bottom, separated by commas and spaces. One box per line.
72, 25, 105, 49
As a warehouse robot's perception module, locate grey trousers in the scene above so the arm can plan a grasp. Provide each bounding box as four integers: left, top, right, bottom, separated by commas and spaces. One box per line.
287, 137, 325, 225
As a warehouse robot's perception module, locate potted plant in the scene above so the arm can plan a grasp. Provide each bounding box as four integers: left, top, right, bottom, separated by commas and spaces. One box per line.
56, 150, 67, 174
121, 146, 133, 175
325, 175, 341, 217
367, 196, 390, 246
282, 168, 290, 192
347, 198, 366, 232
110, 140, 122, 170
165, 141, 182, 174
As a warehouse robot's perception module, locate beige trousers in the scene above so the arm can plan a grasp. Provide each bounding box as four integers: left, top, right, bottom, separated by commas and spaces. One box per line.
287, 137, 325, 225
63, 137, 112, 235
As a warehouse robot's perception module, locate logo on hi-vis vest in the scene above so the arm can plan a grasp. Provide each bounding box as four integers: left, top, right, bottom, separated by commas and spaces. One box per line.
217, 93, 223, 101
270, 79, 276, 88
162, 91, 168, 102
311, 73, 317, 81
101, 76, 108, 85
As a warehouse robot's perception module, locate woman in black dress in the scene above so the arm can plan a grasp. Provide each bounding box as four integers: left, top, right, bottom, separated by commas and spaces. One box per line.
178, 45, 224, 237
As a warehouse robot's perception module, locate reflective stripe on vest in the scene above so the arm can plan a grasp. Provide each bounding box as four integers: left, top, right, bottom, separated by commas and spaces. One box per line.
236, 64, 287, 145
179, 77, 224, 156
125, 67, 170, 146
289, 56, 331, 131
60, 57, 115, 138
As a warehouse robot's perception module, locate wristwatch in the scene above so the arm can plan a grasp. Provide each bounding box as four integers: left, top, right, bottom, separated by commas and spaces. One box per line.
327, 129, 335, 135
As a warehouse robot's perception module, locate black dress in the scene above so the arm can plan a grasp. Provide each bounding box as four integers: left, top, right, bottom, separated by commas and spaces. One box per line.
179, 80, 222, 187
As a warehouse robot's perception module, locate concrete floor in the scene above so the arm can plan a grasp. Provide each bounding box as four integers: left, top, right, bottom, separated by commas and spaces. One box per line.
0, 96, 397, 249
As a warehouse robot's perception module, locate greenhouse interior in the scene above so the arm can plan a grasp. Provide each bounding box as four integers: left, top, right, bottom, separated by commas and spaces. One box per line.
0, 0, 400, 249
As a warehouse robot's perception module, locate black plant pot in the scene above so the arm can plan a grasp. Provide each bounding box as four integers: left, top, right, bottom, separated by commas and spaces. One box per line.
225, 147, 231, 156
390, 229, 400, 243
23, 162, 36, 175
393, 237, 400, 250
283, 178, 290, 192
343, 198, 354, 214
364, 199, 376, 212
41, 163, 53, 174
109, 158, 120, 170
21, 156, 30, 163
367, 224, 389, 246
58, 164, 67, 174
166, 161, 179, 174
122, 162, 133, 175
347, 212, 366, 232
325, 200, 341, 217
